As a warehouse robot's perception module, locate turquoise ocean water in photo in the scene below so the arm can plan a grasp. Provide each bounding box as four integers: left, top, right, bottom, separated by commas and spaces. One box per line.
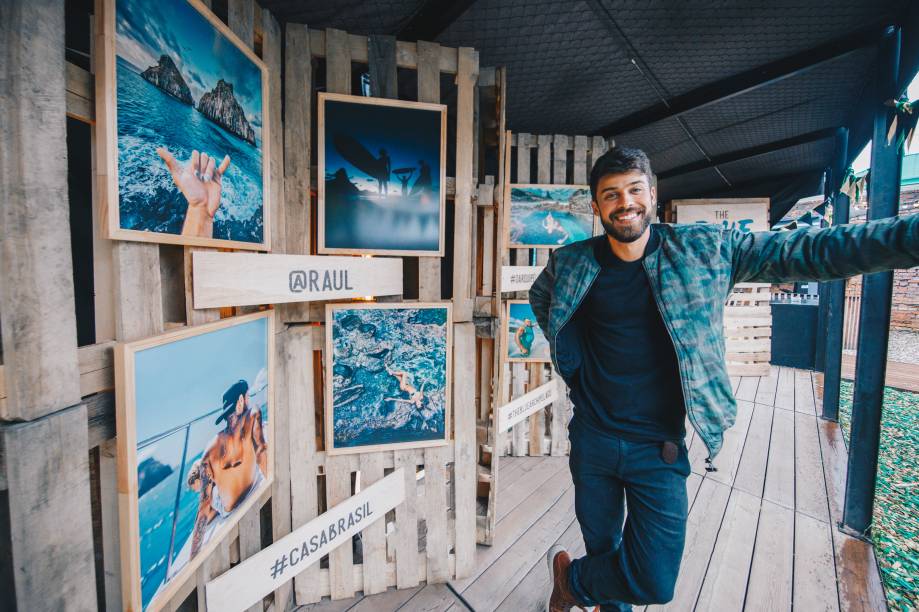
116, 58, 264, 243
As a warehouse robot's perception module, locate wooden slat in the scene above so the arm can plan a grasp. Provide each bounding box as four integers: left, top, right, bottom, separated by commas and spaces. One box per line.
763, 406, 795, 509
516, 133, 532, 183
308, 29, 458, 73
734, 402, 775, 497
536, 135, 552, 183
417, 40, 442, 302
452, 323, 477, 577
423, 447, 450, 583
694, 488, 761, 611
795, 412, 829, 522
650, 478, 731, 611
511, 364, 527, 456
735, 376, 759, 402
359, 452, 388, 595
289, 326, 321, 604
774, 366, 796, 410
452, 47, 478, 322
326, 457, 355, 599
706, 399, 754, 486
745, 500, 794, 610
1, 405, 97, 610
527, 365, 545, 456
281, 23, 312, 323
794, 512, 839, 611
1, 0, 81, 421
394, 450, 420, 589
552, 134, 569, 184
794, 368, 816, 415
99, 439, 122, 610
572, 135, 589, 184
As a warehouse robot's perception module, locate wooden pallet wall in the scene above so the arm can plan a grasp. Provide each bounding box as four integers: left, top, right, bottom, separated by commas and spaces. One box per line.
0, 1, 492, 608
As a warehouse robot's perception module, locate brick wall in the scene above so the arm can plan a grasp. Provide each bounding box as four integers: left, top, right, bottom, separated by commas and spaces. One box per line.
844, 186, 919, 332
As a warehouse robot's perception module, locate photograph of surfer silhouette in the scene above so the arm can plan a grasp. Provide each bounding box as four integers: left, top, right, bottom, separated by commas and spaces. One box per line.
506, 301, 551, 362
319, 93, 446, 255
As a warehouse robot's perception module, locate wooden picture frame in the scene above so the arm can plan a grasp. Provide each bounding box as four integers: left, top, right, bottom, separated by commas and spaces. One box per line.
115, 311, 274, 611
504, 183, 598, 249
324, 302, 452, 455
97, 0, 271, 250
503, 299, 551, 363
317, 92, 447, 256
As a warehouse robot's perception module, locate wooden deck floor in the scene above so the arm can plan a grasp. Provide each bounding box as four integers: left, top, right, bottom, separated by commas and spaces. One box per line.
297, 366, 887, 612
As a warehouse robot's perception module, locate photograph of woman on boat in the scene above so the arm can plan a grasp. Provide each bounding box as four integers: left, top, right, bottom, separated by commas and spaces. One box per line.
506, 300, 551, 362
116, 312, 272, 611
107, 0, 268, 249
507, 184, 596, 248
326, 303, 452, 454
318, 93, 447, 256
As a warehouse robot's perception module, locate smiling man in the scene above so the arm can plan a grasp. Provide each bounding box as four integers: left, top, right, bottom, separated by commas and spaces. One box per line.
530, 147, 919, 612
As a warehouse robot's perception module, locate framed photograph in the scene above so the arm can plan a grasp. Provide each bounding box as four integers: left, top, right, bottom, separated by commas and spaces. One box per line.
506, 183, 597, 248
115, 311, 273, 611
504, 300, 551, 363
325, 302, 452, 455
318, 92, 447, 256
99, 0, 270, 250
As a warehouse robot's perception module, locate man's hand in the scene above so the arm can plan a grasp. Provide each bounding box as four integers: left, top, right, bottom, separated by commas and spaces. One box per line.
156, 147, 231, 238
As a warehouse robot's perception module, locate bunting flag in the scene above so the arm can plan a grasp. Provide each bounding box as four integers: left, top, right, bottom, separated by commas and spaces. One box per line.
839, 166, 868, 203
885, 95, 919, 153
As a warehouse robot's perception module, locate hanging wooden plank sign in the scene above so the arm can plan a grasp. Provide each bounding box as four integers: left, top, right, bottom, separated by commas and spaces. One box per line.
192, 252, 403, 307
500, 265, 545, 293
205, 467, 405, 612
498, 379, 558, 431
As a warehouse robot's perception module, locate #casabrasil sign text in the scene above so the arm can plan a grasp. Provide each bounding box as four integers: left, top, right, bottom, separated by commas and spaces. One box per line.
206, 468, 406, 611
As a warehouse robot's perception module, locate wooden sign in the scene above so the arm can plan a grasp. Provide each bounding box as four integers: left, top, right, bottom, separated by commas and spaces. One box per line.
192, 252, 403, 308
673, 198, 769, 232
498, 379, 558, 431
500, 265, 545, 293
206, 468, 406, 612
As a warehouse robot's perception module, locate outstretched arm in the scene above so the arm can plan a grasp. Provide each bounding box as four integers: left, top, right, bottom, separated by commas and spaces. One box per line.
730, 215, 919, 285
528, 251, 556, 335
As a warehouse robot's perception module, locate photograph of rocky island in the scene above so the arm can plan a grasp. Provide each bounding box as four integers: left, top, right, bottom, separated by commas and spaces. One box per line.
110, 0, 267, 248
319, 93, 447, 256
508, 184, 597, 248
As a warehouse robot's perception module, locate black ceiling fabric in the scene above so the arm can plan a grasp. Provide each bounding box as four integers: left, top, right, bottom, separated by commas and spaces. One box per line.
260, 0, 916, 209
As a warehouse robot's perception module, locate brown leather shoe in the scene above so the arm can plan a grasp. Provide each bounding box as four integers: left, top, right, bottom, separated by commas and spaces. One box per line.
546, 545, 593, 612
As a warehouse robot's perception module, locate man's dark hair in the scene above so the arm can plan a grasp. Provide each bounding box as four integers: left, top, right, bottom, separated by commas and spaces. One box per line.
589, 147, 653, 200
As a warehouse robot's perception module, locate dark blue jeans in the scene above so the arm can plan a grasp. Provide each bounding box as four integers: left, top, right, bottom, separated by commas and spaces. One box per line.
567, 418, 690, 611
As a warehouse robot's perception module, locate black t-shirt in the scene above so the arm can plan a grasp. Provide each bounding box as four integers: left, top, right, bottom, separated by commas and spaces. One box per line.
568, 226, 686, 441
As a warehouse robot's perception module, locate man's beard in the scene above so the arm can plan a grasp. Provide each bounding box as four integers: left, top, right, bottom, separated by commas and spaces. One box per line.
599, 205, 654, 243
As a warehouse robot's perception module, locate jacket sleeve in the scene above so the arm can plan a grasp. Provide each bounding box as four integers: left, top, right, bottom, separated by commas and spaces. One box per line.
528, 251, 555, 335
729, 214, 919, 285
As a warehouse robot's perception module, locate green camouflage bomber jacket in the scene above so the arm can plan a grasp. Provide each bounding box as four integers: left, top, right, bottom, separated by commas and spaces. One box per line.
528, 216, 919, 461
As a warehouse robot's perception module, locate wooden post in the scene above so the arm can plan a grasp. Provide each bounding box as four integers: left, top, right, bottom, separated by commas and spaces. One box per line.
843, 26, 902, 539
0, 2, 96, 607
417, 40, 442, 302
453, 48, 479, 322
822, 128, 850, 421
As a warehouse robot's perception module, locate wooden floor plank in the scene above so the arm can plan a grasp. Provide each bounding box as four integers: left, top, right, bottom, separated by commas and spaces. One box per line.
744, 500, 794, 611
817, 419, 847, 525
833, 529, 888, 612
841, 352, 919, 392
453, 466, 574, 592
347, 586, 422, 611
774, 367, 795, 410
794, 512, 839, 612
794, 369, 816, 415
763, 407, 795, 510
794, 412, 829, 523
649, 478, 732, 611
392, 583, 462, 611
733, 403, 774, 498
735, 376, 760, 402
730, 376, 741, 394
707, 400, 755, 486
695, 489, 761, 612
494, 517, 586, 612
497, 457, 566, 522
458, 490, 577, 610
754, 365, 779, 406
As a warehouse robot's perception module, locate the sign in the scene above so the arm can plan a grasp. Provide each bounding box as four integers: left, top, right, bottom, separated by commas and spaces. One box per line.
498, 379, 558, 431
673, 198, 769, 232
501, 265, 545, 293
206, 468, 406, 612
193, 252, 403, 308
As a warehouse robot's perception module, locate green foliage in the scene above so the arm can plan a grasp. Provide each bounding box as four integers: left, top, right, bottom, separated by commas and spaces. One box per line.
838, 381, 919, 611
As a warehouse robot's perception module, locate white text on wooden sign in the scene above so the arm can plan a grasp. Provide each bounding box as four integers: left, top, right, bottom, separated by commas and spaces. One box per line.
498, 379, 559, 431
673, 199, 769, 232
193, 252, 403, 308
206, 468, 406, 612
501, 266, 545, 293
